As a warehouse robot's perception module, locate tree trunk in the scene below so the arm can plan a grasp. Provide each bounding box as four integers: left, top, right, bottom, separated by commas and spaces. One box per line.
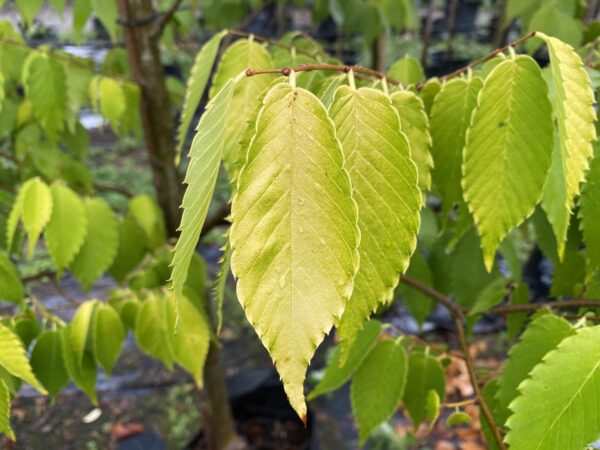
116, 0, 182, 236
116, 2, 244, 449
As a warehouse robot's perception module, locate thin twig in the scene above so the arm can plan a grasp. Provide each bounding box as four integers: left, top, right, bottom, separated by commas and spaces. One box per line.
22, 269, 56, 284
487, 299, 600, 315
154, 0, 185, 37
428, 31, 537, 86
245, 62, 402, 86
93, 181, 134, 198
400, 275, 506, 450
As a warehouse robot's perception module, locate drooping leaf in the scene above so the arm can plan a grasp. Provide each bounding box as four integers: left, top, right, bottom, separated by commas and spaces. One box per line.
61, 326, 97, 404
134, 295, 174, 369
90, 0, 119, 41
527, 6, 582, 52
463, 55, 553, 271
308, 320, 383, 400
387, 55, 425, 85
73, 0, 92, 41
506, 283, 529, 341
171, 78, 237, 299
497, 313, 573, 424
108, 217, 147, 283
70, 300, 98, 364
176, 30, 228, 164
447, 411, 472, 426
16, 0, 42, 25
430, 77, 482, 213
23, 52, 67, 139
540, 34, 596, 258
468, 277, 508, 317
390, 90, 434, 191
0, 379, 13, 440
0, 253, 23, 304
30, 330, 69, 399
97, 77, 126, 132
128, 195, 166, 249
351, 339, 408, 444
165, 294, 210, 386
92, 303, 125, 375
0, 323, 46, 393
506, 325, 600, 450
230, 82, 360, 421
403, 352, 445, 429
69, 198, 119, 291
213, 241, 232, 335
581, 149, 600, 276
330, 86, 420, 357
45, 183, 87, 273
209, 39, 274, 173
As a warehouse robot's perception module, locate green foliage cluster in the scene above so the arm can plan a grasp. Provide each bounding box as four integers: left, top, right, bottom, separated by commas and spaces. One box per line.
2, 1, 600, 449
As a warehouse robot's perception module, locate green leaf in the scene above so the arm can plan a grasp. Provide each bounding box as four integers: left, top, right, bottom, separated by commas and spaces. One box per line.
98, 77, 126, 133
230, 82, 360, 421
90, 0, 119, 41
176, 30, 227, 164
387, 55, 424, 85
330, 86, 420, 357
463, 55, 553, 271
108, 217, 147, 283
447, 411, 472, 426
481, 380, 502, 450
0, 253, 23, 304
418, 78, 441, 115
506, 324, 600, 450
45, 183, 87, 273
468, 278, 507, 316
30, 330, 69, 399
49, 0, 67, 15
16, 0, 42, 25
171, 78, 237, 299
403, 352, 445, 428
7, 177, 53, 256
213, 241, 232, 335
425, 389, 441, 431
0, 378, 13, 440
390, 90, 434, 192
398, 247, 434, 326
128, 195, 166, 249
70, 300, 98, 364
92, 304, 125, 375
527, 6, 583, 52
165, 294, 210, 386
430, 77, 482, 213
581, 149, 600, 275
497, 313, 573, 425
507, 283, 529, 340
209, 39, 274, 173
134, 295, 174, 369
73, 0, 92, 41
70, 198, 119, 291
308, 320, 383, 400
24, 52, 67, 139
540, 34, 596, 257
61, 326, 97, 404
351, 339, 408, 444
0, 323, 46, 394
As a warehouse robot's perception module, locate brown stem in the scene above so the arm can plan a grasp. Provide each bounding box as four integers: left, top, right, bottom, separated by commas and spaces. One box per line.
246, 62, 401, 85
400, 275, 506, 449
93, 181, 134, 198
200, 203, 231, 238
487, 299, 600, 315
420, 0, 436, 69
431, 31, 537, 85
154, 0, 185, 37
117, 0, 183, 237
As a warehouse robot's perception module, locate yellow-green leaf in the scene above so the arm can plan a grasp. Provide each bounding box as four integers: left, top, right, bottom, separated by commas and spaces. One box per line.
330, 86, 420, 357
463, 55, 553, 271
176, 30, 227, 164
230, 82, 360, 421
0, 323, 46, 394
171, 78, 237, 299
539, 34, 596, 258
391, 90, 434, 191
0, 379, 14, 440
209, 39, 274, 174
45, 183, 87, 273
